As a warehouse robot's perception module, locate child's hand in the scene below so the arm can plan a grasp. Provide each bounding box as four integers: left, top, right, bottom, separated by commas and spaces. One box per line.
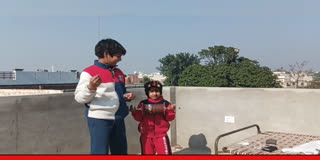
130, 105, 136, 112
124, 93, 135, 100
88, 75, 101, 91
167, 104, 176, 110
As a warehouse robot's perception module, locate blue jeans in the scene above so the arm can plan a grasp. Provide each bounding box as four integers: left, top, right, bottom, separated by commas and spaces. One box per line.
86, 109, 128, 155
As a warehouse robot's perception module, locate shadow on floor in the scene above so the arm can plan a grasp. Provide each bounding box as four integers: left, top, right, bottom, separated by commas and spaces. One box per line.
173, 133, 212, 155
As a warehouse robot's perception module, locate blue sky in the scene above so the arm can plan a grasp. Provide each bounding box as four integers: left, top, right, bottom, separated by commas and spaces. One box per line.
0, 0, 319, 74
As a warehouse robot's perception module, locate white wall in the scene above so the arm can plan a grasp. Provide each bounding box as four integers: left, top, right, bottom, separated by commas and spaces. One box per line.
173, 87, 320, 153
0, 89, 63, 97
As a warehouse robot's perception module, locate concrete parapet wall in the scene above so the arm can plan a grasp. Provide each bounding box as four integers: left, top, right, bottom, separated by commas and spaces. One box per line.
0, 89, 63, 97
0, 87, 319, 154
0, 93, 88, 154
0, 91, 146, 154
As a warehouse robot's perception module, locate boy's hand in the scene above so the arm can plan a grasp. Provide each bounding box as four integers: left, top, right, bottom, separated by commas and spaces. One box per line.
88, 75, 101, 91
124, 93, 135, 100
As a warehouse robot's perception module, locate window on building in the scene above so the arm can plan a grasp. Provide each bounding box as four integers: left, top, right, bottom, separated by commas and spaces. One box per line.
0, 72, 16, 80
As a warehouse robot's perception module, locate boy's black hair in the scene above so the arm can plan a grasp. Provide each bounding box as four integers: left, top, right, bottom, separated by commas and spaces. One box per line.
144, 81, 163, 97
95, 38, 126, 59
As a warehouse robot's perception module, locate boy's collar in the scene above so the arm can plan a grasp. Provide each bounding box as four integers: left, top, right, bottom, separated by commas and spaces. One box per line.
94, 60, 117, 69
147, 96, 164, 103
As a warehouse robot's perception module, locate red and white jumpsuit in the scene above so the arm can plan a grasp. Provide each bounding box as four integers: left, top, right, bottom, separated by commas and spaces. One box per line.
131, 97, 175, 155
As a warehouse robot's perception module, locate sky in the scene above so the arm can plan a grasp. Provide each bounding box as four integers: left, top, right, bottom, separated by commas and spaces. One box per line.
0, 0, 319, 74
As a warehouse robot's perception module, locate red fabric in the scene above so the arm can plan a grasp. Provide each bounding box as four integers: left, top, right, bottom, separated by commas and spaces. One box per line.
131, 97, 175, 138
140, 135, 172, 155
147, 97, 164, 103
84, 65, 125, 83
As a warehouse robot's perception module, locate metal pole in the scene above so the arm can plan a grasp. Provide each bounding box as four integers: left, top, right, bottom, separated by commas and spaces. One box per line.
214, 124, 261, 155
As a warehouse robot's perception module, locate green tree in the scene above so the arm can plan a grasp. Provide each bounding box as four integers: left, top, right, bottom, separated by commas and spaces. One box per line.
157, 53, 200, 86
142, 76, 151, 84
178, 65, 214, 86
210, 64, 233, 87
228, 60, 281, 88
178, 46, 281, 88
308, 72, 320, 88
199, 45, 239, 66
159, 45, 280, 88
206, 58, 281, 88
312, 72, 320, 81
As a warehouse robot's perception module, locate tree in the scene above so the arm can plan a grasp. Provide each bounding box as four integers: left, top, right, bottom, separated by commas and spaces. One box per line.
198, 46, 239, 66
289, 61, 308, 88
178, 65, 214, 86
308, 72, 320, 88
157, 53, 200, 86
179, 60, 281, 88
228, 60, 281, 88
142, 76, 151, 84
158, 45, 280, 88
313, 72, 320, 81
177, 45, 281, 88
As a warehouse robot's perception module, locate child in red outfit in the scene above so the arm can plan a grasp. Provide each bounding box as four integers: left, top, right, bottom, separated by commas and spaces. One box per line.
130, 81, 176, 155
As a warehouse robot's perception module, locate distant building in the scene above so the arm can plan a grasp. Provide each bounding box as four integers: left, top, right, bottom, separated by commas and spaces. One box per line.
148, 73, 167, 84
273, 71, 314, 88
273, 71, 290, 88
125, 72, 167, 86
0, 69, 79, 90
126, 73, 140, 84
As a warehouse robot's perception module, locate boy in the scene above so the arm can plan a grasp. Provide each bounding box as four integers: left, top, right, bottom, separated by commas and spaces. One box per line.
74, 38, 135, 155
130, 81, 175, 155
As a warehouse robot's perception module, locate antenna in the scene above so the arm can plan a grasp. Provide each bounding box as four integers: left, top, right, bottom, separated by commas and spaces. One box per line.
98, 16, 100, 40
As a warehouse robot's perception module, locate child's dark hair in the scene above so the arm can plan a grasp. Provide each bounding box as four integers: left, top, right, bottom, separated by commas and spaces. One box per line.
144, 81, 163, 97
95, 38, 126, 59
